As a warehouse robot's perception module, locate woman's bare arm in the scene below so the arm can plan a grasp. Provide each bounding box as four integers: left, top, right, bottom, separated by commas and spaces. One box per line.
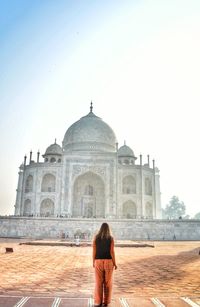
110, 238, 117, 270
92, 238, 96, 268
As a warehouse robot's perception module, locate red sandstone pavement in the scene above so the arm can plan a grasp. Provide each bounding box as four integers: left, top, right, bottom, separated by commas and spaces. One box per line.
0, 239, 200, 306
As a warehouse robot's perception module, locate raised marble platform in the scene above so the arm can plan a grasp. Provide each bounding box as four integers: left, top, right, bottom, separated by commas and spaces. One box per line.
0, 217, 200, 240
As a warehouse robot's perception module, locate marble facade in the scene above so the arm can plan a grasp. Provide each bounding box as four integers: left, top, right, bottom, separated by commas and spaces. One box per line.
14, 105, 161, 220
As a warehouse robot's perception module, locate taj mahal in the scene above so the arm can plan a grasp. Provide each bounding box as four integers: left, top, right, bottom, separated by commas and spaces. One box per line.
14, 103, 162, 220
1, 103, 199, 240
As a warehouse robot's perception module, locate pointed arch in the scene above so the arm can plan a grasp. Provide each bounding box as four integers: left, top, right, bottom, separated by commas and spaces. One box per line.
50, 157, 56, 163
41, 174, 56, 192
25, 175, 33, 193
122, 200, 137, 219
40, 198, 54, 217
122, 175, 136, 194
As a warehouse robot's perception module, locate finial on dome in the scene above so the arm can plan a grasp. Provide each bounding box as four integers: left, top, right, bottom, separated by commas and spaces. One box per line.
90, 101, 93, 113
124, 140, 126, 145
55, 138, 57, 144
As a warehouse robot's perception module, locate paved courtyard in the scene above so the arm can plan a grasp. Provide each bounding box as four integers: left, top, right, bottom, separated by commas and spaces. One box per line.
0, 240, 200, 306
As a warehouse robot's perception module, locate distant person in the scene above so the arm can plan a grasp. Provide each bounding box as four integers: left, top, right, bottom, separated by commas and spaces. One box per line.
75, 236, 80, 246
92, 223, 117, 306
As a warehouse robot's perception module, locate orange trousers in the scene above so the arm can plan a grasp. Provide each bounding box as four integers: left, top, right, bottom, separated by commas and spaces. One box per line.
94, 259, 114, 305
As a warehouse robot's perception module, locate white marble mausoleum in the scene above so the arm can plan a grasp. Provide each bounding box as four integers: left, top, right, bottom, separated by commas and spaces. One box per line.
14, 104, 161, 219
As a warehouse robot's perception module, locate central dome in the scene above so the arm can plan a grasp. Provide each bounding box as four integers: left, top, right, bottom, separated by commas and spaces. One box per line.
63, 106, 117, 152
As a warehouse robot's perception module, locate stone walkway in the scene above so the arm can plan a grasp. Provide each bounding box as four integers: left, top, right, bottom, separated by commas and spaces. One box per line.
0, 295, 200, 306
0, 240, 200, 306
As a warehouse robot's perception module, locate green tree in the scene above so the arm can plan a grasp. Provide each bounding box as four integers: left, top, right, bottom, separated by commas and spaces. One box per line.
194, 212, 200, 219
163, 196, 186, 219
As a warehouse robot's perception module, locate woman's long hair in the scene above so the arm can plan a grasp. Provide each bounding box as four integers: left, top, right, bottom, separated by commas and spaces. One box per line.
95, 223, 112, 240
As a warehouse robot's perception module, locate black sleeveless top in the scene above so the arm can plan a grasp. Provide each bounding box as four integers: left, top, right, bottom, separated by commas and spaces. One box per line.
95, 236, 112, 259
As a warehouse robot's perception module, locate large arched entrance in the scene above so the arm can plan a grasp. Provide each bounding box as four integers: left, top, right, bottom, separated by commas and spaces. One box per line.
72, 172, 105, 218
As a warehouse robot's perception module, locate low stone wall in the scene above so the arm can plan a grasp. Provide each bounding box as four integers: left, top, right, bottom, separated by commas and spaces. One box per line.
0, 217, 200, 240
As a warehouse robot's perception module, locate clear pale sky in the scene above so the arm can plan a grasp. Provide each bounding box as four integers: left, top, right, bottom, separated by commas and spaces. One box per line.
0, 0, 200, 217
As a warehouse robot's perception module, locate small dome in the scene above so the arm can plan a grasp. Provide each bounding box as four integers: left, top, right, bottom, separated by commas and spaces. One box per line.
118, 144, 135, 157
44, 141, 63, 156
63, 104, 117, 152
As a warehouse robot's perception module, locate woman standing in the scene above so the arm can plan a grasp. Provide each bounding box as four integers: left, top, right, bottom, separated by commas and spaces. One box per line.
93, 223, 117, 307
